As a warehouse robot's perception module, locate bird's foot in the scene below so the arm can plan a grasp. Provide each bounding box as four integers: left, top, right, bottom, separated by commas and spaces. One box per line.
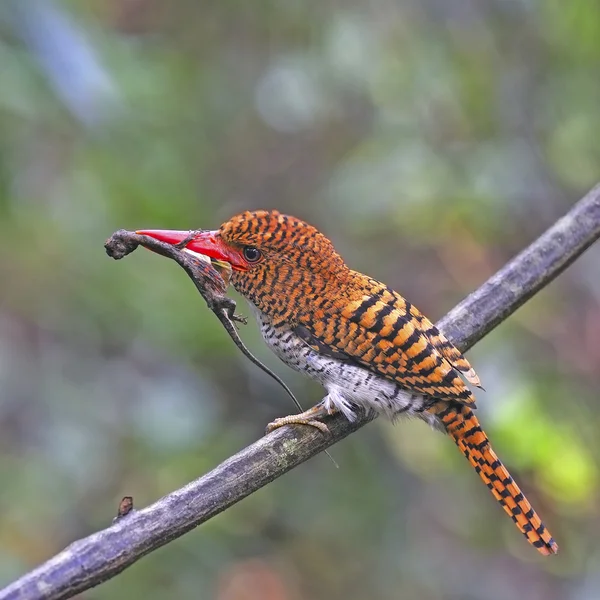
266, 404, 334, 435
267, 416, 329, 434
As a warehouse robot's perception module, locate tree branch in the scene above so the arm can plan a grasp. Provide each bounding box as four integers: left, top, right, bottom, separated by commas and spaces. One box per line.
3, 184, 600, 600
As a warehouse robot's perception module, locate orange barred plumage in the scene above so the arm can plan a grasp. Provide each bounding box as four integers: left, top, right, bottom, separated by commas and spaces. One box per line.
432, 402, 557, 555
140, 210, 559, 556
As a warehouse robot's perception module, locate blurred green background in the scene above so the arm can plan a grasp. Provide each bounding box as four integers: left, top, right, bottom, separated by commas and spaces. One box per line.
1, 0, 599, 598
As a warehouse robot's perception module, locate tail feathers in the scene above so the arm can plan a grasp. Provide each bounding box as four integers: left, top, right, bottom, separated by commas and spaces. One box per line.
431, 402, 558, 556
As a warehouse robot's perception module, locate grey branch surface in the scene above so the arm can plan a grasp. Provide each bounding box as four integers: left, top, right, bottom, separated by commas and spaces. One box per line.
3, 184, 600, 600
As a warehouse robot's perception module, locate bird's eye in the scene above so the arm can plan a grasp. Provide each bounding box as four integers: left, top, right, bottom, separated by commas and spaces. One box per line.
243, 246, 262, 263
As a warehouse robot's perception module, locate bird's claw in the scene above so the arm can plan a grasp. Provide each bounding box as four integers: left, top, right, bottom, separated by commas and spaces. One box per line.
266, 416, 330, 435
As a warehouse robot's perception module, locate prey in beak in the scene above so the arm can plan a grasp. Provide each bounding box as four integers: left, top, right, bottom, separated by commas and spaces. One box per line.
105, 227, 304, 417
135, 229, 245, 286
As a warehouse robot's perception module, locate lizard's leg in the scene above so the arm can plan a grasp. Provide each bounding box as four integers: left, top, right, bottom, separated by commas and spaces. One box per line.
220, 297, 247, 325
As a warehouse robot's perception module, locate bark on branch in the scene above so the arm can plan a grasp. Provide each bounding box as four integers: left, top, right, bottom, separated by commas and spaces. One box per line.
3, 184, 600, 600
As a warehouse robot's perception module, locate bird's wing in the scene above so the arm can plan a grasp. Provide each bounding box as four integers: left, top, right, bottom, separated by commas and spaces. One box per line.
297, 282, 481, 404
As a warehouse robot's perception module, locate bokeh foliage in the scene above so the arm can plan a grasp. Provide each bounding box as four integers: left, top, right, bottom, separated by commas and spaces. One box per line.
1, 0, 600, 598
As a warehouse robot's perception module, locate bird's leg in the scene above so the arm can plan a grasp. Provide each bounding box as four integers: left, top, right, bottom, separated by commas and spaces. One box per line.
266, 402, 338, 435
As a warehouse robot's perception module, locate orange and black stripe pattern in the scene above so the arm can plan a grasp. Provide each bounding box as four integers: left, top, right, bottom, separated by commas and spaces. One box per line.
222, 211, 479, 404
219, 209, 558, 555
324, 281, 481, 403
433, 402, 558, 555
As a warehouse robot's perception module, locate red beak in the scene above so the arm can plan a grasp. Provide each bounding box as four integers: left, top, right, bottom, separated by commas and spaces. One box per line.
135, 229, 247, 270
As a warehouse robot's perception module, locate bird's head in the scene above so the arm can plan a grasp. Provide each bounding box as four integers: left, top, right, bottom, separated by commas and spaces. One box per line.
138, 210, 348, 320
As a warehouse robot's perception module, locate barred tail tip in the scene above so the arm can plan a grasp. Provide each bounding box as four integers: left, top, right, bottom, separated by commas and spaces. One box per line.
433, 403, 558, 556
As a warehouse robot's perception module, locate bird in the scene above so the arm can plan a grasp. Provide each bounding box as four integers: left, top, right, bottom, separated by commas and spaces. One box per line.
137, 210, 558, 556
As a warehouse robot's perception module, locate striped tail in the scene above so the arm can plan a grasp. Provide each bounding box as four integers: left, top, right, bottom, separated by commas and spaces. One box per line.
431, 402, 558, 556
